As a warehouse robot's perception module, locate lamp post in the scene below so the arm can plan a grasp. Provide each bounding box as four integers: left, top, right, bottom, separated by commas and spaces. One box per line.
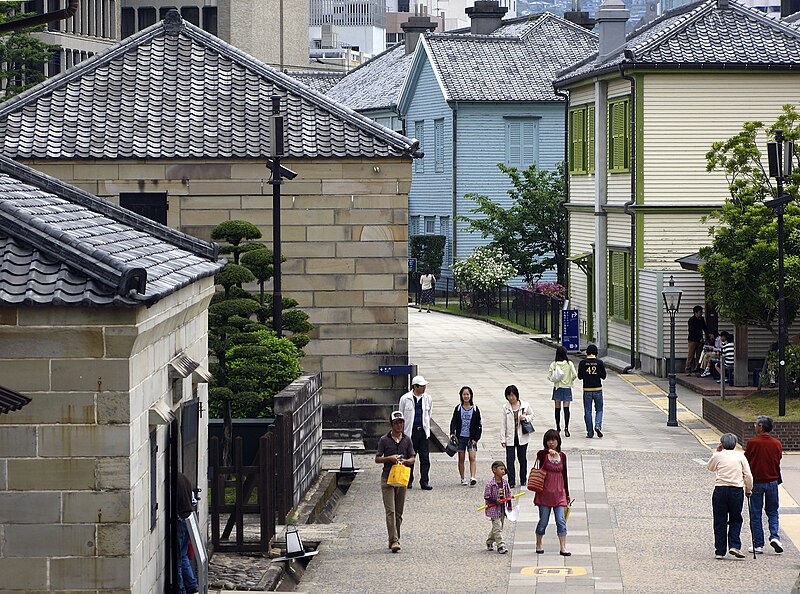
662, 275, 682, 427
766, 129, 793, 417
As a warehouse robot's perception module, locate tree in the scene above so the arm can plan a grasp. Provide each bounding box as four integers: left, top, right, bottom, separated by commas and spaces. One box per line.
460, 163, 567, 284
0, 4, 58, 101
211, 220, 262, 264
702, 105, 800, 337
409, 235, 446, 277
451, 246, 517, 310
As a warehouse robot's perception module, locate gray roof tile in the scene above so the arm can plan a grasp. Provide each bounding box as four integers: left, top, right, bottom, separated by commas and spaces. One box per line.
556, 0, 800, 85
0, 11, 418, 160
285, 70, 345, 93
0, 155, 223, 307
424, 13, 598, 102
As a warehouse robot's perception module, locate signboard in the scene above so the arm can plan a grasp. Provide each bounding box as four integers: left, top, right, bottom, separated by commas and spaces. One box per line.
378, 365, 414, 376
561, 309, 579, 352
408, 258, 417, 272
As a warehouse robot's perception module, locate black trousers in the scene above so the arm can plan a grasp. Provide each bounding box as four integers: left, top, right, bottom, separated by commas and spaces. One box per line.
410, 426, 430, 487
505, 433, 527, 488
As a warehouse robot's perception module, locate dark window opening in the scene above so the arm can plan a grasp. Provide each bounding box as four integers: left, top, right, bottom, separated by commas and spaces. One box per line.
121, 6, 135, 37
181, 397, 200, 489
120, 192, 168, 225
138, 6, 157, 30
150, 429, 158, 530
181, 6, 200, 26
202, 6, 217, 35
159, 6, 177, 20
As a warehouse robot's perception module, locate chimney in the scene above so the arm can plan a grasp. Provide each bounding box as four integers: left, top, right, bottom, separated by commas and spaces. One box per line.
465, 0, 508, 35
595, 0, 630, 64
401, 15, 438, 55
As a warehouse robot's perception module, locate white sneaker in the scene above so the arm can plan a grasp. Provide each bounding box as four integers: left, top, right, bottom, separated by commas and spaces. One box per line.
715, 554, 724, 560
770, 538, 784, 554
461, 478, 469, 485
729, 548, 745, 558
748, 546, 764, 554
700, 370, 711, 377
470, 477, 477, 486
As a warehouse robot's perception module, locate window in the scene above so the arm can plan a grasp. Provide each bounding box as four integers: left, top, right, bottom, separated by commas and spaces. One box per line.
609, 250, 630, 321
202, 6, 218, 35
608, 98, 630, 172
138, 6, 157, 30
505, 119, 538, 167
569, 107, 587, 173
409, 215, 420, 236
439, 216, 451, 265
434, 119, 445, 173
414, 121, 424, 173
181, 6, 200, 26
120, 192, 168, 225
159, 6, 177, 20
149, 429, 158, 530
424, 216, 435, 235
121, 6, 135, 37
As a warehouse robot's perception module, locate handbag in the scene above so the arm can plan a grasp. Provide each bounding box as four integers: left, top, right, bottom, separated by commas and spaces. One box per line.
387, 462, 411, 487
445, 435, 459, 457
520, 418, 534, 434
527, 460, 547, 493
551, 363, 565, 383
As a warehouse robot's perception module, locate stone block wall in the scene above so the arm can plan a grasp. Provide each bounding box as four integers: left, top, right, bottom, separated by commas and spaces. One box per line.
703, 396, 800, 450
0, 279, 215, 591
27, 157, 413, 441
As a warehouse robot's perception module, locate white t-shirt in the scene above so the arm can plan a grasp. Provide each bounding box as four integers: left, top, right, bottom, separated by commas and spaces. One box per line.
420, 274, 436, 290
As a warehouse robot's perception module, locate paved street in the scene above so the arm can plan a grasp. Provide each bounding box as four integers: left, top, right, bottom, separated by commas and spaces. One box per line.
300, 311, 800, 593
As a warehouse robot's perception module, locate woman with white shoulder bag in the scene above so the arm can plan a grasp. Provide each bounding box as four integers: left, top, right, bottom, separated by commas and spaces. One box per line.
547, 346, 578, 437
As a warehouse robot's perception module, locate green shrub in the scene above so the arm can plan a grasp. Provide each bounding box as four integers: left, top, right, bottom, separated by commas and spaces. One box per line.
410, 235, 446, 277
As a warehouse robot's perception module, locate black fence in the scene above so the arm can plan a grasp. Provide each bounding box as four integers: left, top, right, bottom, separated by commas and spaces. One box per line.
413, 278, 562, 339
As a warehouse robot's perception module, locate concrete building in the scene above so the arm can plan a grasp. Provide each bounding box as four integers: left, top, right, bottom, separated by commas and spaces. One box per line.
0, 154, 222, 591
121, 0, 310, 69
0, 11, 419, 443
310, 0, 387, 58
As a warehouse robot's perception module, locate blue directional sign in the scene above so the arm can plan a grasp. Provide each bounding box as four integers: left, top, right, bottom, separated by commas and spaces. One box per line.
408, 258, 417, 272
379, 365, 414, 376
562, 309, 579, 352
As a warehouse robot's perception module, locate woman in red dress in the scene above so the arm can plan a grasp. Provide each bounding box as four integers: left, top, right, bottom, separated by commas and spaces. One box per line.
534, 429, 571, 556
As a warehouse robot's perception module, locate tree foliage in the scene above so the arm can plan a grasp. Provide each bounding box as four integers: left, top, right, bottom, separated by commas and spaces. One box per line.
702, 105, 800, 336
409, 235, 446, 277
459, 163, 567, 284
452, 246, 516, 310
0, 4, 57, 101
211, 220, 262, 264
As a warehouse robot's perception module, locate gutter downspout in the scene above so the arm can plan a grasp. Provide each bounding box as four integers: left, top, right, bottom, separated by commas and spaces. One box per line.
554, 87, 570, 291
451, 100, 458, 269
0, 0, 78, 34
619, 61, 638, 374
595, 80, 609, 357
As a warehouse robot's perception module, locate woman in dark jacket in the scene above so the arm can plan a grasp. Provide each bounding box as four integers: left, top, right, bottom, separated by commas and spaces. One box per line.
450, 386, 482, 486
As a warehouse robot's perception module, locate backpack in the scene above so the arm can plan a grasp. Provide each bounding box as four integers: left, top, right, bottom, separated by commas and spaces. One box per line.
551, 363, 565, 383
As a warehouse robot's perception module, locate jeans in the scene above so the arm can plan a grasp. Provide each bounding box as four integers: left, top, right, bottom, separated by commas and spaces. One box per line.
505, 437, 527, 487
409, 426, 430, 487
381, 482, 407, 545
749, 480, 780, 548
536, 505, 567, 537
177, 518, 198, 594
583, 390, 604, 437
712, 485, 744, 555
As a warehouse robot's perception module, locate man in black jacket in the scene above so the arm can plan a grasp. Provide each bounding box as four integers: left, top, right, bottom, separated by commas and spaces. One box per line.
686, 305, 708, 375
578, 344, 607, 438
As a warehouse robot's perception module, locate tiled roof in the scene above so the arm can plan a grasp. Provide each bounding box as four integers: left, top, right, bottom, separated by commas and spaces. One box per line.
556, 0, 800, 86
0, 11, 419, 160
284, 70, 345, 93
0, 155, 224, 307
424, 13, 598, 102
0, 385, 31, 414
326, 44, 413, 111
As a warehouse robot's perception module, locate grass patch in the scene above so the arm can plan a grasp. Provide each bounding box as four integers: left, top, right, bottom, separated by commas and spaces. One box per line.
423, 302, 550, 334
714, 391, 800, 422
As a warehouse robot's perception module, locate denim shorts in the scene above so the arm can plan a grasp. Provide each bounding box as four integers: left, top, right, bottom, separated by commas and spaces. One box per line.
552, 387, 573, 402
457, 435, 478, 452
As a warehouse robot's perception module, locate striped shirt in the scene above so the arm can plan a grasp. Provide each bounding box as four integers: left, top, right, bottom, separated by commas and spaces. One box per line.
720, 342, 735, 367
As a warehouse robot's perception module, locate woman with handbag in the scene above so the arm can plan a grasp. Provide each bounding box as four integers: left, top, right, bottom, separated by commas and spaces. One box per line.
500, 385, 533, 489
450, 386, 483, 486
548, 346, 578, 437
533, 428, 571, 556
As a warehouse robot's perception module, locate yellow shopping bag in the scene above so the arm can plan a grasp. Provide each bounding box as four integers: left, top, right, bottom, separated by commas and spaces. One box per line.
387, 462, 411, 487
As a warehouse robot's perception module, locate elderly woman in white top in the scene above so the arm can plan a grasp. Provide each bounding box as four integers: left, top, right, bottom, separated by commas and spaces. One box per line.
707, 433, 753, 560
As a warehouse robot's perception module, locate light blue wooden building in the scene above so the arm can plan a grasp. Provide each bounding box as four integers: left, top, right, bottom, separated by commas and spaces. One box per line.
398, 11, 597, 283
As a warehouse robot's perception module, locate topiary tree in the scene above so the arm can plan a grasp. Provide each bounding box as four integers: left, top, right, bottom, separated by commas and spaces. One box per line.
211, 220, 262, 264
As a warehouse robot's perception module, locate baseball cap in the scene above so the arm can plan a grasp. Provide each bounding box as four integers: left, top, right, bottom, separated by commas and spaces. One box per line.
411, 375, 428, 386
390, 411, 404, 422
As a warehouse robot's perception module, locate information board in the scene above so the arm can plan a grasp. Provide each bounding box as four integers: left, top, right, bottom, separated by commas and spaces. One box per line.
561, 309, 579, 352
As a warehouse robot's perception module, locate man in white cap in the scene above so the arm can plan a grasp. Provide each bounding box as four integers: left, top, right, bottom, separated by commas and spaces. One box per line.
399, 375, 433, 490
375, 411, 416, 552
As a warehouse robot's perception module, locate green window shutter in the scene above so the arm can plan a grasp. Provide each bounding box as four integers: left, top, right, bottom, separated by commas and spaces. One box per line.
608, 100, 630, 171
569, 109, 585, 173
587, 105, 595, 173
609, 251, 630, 320
507, 121, 522, 166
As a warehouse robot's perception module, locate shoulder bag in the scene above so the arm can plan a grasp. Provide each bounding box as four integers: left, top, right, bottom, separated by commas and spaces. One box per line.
527, 458, 547, 493
551, 363, 565, 383
445, 435, 459, 457
520, 416, 534, 434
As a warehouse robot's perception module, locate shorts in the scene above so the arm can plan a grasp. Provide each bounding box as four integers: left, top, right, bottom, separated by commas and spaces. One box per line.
552, 387, 573, 402
457, 435, 478, 452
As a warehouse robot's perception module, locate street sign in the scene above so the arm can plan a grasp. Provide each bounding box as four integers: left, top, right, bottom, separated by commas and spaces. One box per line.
379, 365, 414, 375
408, 258, 417, 271
562, 309, 579, 352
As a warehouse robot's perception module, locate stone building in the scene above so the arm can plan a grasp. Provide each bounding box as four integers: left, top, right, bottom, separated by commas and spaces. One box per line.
0, 155, 223, 591
0, 11, 419, 442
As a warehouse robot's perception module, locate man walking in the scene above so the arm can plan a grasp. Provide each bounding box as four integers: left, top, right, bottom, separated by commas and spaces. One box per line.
375, 411, 416, 553
744, 415, 783, 554
399, 375, 433, 490
578, 344, 607, 438
686, 305, 707, 375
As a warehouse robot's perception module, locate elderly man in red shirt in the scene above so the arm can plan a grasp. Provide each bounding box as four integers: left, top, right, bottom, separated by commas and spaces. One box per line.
744, 415, 783, 555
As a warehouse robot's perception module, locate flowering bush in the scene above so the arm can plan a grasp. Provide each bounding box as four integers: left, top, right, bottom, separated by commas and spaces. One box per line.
526, 281, 567, 300
452, 246, 517, 291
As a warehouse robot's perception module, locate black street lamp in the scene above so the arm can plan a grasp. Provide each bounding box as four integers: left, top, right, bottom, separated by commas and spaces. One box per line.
662, 275, 682, 427
766, 129, 793, 417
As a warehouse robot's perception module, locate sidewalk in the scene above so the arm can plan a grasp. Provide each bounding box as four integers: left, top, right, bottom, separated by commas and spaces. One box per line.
299, 311, 799, 593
